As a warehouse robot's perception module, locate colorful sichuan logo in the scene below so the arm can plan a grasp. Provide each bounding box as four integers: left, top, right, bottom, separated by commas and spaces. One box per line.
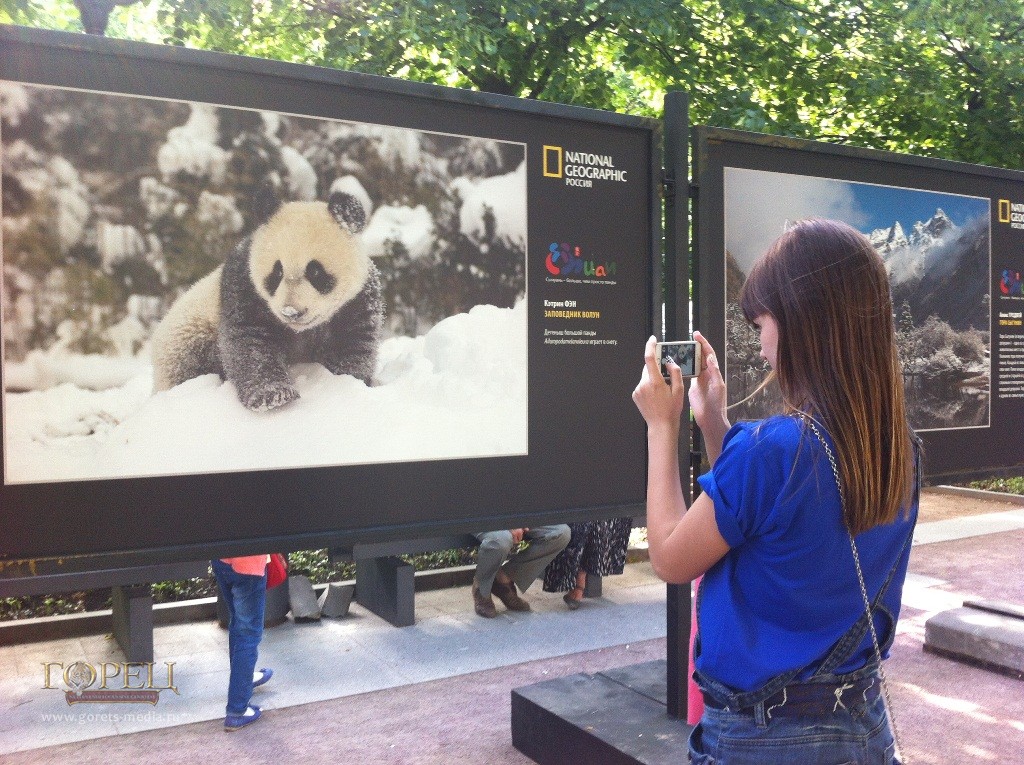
545, 243, 617, 278
1001, 269, 1023, 296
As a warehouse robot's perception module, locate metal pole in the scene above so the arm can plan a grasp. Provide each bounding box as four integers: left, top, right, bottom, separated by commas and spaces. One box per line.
662, 91, 691, 720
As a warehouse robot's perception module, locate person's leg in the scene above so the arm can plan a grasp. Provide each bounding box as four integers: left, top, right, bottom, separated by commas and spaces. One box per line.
471, 531, 514, 617
563, 568, 587, 610
503, 524, 571, 593
863, 692, 900, 763
541, 523, 586, 593
472, 531, 514, 597
216, 562, 267, 716
213, 560, 238, 668
579, 517, 632, 577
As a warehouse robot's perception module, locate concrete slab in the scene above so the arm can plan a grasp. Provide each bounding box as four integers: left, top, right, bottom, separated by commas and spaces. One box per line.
318, 582, 354, 617
511, 661, 692, 765
913, 508, 1024, 545
963, 599, 1024, 620
925, 605, 1024, 679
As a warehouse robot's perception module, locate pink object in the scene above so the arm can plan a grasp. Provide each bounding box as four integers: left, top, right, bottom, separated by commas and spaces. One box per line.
221, 555, 270, 576
688, 575, 704, 725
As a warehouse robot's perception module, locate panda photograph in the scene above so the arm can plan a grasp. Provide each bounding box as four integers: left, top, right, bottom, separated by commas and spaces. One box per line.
150, 187, 384, 413
0, 82, 528, 484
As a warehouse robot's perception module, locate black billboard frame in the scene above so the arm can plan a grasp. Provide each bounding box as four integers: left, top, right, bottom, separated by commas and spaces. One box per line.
693, 125, 1024, 483
0, 24, 663, 575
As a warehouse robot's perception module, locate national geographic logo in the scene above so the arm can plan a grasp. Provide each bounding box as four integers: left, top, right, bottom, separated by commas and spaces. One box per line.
999, 199, 1024, 230
543, 146, 563, 178
543, 145, 627, 188
43, 661, 179, 705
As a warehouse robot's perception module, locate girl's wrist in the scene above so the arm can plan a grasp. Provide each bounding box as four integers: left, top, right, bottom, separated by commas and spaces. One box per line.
698, 414, 730, 438
646, 421, 681, 442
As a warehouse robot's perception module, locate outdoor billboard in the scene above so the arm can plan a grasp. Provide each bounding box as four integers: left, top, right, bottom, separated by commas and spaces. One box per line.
0, 26, 659, 564
694, 127, 1024, 480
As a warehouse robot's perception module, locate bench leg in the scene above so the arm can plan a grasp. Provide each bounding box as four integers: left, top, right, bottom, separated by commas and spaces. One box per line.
111, 585, 154, 663
584, 574, 602, 598
355, 556, 415, 627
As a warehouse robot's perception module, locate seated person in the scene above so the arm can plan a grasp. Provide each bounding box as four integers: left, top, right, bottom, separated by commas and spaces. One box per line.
471, 525, 570, 618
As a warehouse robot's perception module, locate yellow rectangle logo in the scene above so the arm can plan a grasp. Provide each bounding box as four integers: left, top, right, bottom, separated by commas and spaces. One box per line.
999, 199, 1011, 223
543, 146, 563, 178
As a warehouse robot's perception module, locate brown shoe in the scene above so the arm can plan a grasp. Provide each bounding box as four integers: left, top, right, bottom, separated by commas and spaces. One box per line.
564, 570, 586, 611
563, 588, 584, 610
492, 572, 531, 612
472, 580, 497, 618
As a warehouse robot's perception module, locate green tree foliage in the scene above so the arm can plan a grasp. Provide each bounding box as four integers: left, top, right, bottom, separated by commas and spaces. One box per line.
4, 1, 1022, 166
902, 0, 1024, 167
146, 0, 657, 111
0, 0, 82, 31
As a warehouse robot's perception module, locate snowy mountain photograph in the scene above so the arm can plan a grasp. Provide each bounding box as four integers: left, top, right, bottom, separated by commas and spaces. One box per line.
0, 82, 528, 484
723, 166, 990, 431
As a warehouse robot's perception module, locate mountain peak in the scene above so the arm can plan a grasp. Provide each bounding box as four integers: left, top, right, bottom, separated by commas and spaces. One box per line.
910, 208, 956, 246
869, 220, 908, 252
874, 208, 962, 286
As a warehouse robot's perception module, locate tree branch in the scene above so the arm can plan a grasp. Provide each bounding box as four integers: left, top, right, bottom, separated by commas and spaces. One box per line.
995, 21, 1024, 42
74, 0, 142, 35
939, 29, 985, 77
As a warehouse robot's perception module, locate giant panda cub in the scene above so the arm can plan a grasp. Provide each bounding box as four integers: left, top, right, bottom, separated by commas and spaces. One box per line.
151, 188, 383, 412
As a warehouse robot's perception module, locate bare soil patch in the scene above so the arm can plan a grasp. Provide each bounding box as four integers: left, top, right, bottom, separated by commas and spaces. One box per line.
918, 487, 1024, 523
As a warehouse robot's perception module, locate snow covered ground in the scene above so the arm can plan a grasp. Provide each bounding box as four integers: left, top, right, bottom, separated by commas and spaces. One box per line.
3, 301, 527, 485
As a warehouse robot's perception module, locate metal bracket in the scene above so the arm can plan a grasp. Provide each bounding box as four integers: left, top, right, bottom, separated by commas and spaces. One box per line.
689, 450, 703, 470
662, 169, 676, 204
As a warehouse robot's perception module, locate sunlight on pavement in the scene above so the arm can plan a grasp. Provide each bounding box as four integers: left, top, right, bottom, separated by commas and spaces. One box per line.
902, 681, 998, 722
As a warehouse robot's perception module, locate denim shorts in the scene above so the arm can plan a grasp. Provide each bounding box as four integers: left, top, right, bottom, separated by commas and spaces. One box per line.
688, 691, 899, 765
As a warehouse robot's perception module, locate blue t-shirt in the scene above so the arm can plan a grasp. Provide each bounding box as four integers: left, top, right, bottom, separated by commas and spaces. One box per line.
695, 415, 917, 692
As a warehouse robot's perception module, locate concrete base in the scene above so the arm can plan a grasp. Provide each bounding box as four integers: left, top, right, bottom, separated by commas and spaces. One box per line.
924, 599, 1024, 679
355, 556, 415, 627
111, 585, 153, 663
287, 575, 322, 622
511, 660, 692, 765
318, 583, 355, 618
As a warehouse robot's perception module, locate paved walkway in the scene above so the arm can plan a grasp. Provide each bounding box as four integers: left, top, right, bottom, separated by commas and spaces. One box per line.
0, 487, 1022, 764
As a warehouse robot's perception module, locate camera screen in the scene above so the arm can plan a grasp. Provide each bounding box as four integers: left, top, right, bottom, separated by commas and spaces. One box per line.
662, 343, 696, 376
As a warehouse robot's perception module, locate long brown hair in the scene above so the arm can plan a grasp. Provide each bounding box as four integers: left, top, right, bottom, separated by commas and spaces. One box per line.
739, 218, 915, 535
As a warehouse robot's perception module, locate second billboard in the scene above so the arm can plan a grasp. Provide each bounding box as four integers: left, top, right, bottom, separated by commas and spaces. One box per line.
695, 127, 1024, 479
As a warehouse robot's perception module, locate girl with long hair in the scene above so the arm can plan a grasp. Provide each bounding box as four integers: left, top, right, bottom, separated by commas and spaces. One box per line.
633, 218, 919, 764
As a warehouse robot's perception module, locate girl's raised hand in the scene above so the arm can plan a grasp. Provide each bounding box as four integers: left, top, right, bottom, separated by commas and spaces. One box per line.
688, 330, 730, 456
632, 336, 685, 430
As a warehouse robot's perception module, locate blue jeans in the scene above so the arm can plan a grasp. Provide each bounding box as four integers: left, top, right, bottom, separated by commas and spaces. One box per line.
212, 559, 266, 715
688, 690, 899, 764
